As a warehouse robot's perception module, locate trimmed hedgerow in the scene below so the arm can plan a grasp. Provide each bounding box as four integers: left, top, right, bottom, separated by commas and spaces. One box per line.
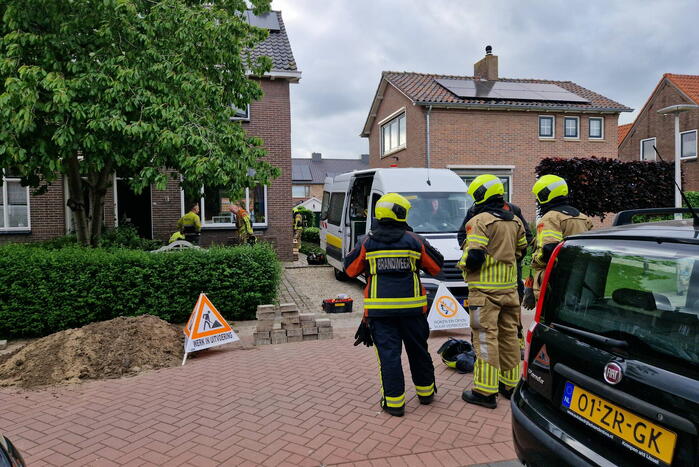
536, 157, 675, 219
301, 227, 320, 244
0, 243, 281, 338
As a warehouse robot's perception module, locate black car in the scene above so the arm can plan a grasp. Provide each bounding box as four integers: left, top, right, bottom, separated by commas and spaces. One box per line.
513, 209, 699, 467
0, 434, 25, 467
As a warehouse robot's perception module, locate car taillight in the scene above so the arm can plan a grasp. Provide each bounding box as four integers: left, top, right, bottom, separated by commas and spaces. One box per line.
522, 241, 565, 380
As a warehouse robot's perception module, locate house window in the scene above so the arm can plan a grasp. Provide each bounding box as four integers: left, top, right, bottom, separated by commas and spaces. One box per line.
381, 112, 406, 156
640, 137, 657, 161
230, 104, 250, 121
184, 185, 267, 227
292, 185, 310, 198
538, 116, 555, 138
681, 130, 697, 160
0, 170, 30, 231
588, 117, 604, 139
564, 117, 579, 138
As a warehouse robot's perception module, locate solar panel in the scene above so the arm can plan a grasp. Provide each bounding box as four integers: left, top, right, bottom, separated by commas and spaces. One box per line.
246, 11, 280, 31
435, 78, 589, 103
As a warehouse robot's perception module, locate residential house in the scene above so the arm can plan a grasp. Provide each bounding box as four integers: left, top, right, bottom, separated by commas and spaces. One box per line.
0, 11, 301, 260
291, 152, 369, 203
360, 47, 632, 221
618, 74, 699, 191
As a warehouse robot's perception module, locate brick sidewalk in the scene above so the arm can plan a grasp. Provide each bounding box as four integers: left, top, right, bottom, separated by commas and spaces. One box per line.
0, 334, 518, 466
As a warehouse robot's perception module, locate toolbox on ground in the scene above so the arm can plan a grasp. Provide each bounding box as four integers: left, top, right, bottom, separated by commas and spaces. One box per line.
322, 297, 353, 313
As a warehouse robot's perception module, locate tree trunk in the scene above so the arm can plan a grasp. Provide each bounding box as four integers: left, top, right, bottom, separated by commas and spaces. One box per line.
65, 156, 89, 245
87, 163, 113, 247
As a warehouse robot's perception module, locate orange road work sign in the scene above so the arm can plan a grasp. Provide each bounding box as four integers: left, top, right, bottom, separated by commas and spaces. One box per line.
183, 293, 239, 355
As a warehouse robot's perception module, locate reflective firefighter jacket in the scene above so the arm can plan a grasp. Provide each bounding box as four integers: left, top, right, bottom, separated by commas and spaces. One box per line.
344, 222, 444, 318
237, 210, 253, 241
176, 211, 201, 232
531, 207, 593, 271
459, 212, 527, 291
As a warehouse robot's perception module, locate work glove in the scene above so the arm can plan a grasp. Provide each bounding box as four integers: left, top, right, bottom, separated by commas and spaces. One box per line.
522, 274, 536, 310
353, 320, 373, 347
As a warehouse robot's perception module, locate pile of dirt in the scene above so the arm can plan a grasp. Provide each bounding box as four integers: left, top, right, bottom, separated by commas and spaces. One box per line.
0, 315, 184, 388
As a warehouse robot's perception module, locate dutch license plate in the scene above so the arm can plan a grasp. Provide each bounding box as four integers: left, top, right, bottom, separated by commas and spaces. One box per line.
562, 382, 677, 465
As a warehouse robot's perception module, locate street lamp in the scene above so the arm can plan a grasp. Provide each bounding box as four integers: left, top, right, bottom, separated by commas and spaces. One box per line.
657, 104, 699, 217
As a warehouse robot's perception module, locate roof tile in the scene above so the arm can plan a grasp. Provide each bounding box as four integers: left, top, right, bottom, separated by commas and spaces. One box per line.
292, 158, 370, 184
383, 71, 631, 112
665, 73, 699, 105
618, 123, 633, 146
248, 11, 298, 72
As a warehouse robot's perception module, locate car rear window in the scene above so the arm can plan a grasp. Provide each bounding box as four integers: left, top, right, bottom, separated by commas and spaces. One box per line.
542, 239, 699, 369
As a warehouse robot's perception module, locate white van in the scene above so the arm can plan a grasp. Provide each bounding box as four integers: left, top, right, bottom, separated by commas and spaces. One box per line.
319, 168, 473, 306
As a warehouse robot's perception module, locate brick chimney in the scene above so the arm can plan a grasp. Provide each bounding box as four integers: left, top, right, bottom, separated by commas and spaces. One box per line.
474, 45, 498, 81
311, 152, 322, 161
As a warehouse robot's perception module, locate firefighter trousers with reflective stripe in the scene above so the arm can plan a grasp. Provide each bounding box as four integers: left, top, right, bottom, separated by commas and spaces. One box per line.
370, 315, 435, 407
468, 288, 521, 395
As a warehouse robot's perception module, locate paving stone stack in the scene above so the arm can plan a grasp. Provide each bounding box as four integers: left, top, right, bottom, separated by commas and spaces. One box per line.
254, 304, 334, 345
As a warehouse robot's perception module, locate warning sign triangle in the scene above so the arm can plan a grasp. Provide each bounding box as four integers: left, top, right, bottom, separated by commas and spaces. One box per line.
183, 293, 239, 354
427, 284, 470, 331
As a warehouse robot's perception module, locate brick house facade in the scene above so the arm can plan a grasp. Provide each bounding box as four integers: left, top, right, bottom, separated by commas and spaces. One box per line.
618, 74, 699, 192
361, 49, 631, 222
0, 11, 300, 260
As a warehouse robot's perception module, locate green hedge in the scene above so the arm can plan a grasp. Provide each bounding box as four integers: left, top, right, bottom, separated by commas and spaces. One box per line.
299, 241, 325, 256
0, 243, 281, 338
301, 227, 320, 244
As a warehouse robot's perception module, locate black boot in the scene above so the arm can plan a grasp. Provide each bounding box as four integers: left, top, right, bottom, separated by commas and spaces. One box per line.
499, 382, 514, 400
418, 384, 437, 405
462, 390, 497, 409
380, 400, 404, 417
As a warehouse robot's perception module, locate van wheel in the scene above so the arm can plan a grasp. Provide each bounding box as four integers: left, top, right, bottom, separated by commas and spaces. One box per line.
334, 268, 349, 281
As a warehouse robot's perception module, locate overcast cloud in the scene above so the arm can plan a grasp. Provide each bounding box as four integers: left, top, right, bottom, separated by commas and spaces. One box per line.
272, 0, 699, 159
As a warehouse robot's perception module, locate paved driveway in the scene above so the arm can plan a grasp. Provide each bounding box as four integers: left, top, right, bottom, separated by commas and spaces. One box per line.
0, 331, 519, 466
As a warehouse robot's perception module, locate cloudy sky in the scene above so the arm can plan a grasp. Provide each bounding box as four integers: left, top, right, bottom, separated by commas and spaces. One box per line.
272, 0, 699, 159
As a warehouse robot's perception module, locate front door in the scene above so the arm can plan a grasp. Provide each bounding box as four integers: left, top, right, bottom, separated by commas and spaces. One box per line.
117, 180, 152, 239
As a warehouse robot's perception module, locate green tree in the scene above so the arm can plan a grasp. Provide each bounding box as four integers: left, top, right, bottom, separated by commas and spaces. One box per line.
0, 0, 279, 245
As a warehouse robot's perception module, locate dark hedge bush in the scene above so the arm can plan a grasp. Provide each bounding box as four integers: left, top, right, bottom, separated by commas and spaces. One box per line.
301, 227, 320, 244
536, 157, 674, 219
0, 243, 281, 338
299, 242, 325, 256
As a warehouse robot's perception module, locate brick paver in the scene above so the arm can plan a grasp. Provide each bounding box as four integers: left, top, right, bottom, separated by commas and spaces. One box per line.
0, 332, 519, 466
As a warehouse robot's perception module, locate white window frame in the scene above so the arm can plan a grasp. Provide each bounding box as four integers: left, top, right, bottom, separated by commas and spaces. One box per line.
292, 185, 310, 198
538, 115, 555, 139
640, 137, 657, 161
183, 185, 268, 229
1, 171, 31, 232
379, 108, 407, 157
563, 116, 580, 139
588, 117, 604, 140
680, 129, 698, 160
230, 104, 251, 122
448, 165, 514, 203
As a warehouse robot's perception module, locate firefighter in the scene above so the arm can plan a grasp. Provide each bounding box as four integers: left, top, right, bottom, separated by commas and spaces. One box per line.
230, 202, 254, 245
177, 202, 202, 244
459, 175, 528, 409
293, 209, 304, 244
457, 190, 533, 352
530, 175, 593, 300
344, 193, 444, 417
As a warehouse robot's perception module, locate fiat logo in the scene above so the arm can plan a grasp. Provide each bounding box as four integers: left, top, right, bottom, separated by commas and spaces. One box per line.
604, 362, 623, 385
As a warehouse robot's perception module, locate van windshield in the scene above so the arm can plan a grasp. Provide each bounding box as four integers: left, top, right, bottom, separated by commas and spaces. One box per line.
399, 192, 471, 234
542, 239, 699, 369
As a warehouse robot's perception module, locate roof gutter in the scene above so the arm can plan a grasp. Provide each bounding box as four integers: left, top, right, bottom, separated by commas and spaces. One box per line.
248, 70, 302, 83
414, 101, 632, 113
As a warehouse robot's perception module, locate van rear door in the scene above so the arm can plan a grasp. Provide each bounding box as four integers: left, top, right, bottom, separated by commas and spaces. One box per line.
524, 238, 699, 466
